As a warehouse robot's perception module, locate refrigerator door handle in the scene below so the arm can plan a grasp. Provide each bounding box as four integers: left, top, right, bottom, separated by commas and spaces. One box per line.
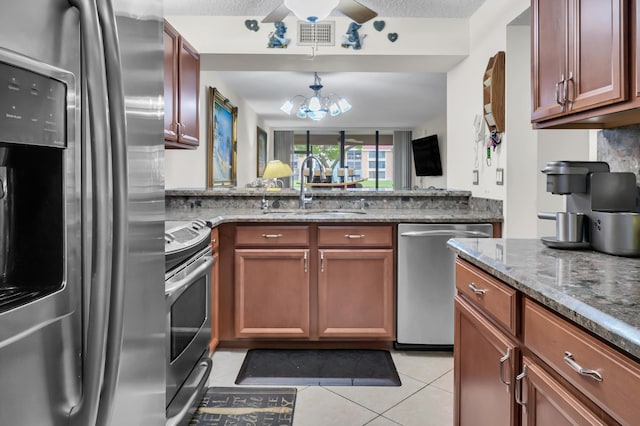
95, 0, 129, 425
400, 230, 493, 238
68, 0, 113, 425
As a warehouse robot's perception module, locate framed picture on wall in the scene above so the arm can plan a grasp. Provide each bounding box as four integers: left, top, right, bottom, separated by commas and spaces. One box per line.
207, 87, 237, 188
257, 126, 267, 177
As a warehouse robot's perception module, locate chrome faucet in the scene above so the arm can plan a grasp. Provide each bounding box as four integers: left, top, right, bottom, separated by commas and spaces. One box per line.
299, 154, 325, 209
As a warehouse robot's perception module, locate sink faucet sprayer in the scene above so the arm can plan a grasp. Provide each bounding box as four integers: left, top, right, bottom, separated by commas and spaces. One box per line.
299, 154, 325, 209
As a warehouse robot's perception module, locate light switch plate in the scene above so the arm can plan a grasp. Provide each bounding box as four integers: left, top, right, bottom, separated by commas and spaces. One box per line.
496, 168, 504, 185
472, 169, 479, 185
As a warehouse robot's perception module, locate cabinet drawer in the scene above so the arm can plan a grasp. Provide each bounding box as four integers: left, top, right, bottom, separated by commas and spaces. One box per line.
317, 225, 392, 248
455, 259, 517, 335
524, 298, 640, 425
236, 226, 309, 247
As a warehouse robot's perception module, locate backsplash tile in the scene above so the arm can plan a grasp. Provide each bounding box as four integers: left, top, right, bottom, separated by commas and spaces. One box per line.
598, 125, 640, 185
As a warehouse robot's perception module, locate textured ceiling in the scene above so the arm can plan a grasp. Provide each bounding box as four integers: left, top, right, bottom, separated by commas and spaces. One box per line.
165, 0, 487, 18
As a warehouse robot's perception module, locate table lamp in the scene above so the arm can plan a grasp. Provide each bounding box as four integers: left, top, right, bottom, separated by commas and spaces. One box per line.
262, 160, 293, 191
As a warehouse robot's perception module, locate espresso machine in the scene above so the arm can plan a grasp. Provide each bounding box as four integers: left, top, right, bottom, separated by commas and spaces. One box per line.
540, 161, 640, 257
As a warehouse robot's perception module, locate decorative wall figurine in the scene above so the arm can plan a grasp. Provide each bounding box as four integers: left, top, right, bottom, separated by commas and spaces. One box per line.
267, 21, 290, 48
244, 19, 259, 32
387, 33, 398, 42
341, 22, 366, 49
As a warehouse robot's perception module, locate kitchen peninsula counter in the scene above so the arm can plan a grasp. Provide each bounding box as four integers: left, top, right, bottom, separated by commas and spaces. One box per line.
447, 238, 640, 360
165, 188, 503, 226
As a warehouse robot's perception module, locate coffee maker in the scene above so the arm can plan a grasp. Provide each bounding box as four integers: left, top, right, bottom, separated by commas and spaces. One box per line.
540, 161, 640, 257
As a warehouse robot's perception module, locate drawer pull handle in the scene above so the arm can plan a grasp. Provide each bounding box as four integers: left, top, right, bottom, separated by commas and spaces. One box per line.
304, 251, 308, 273
469, 283, 487, 295
515, 365, 527, 406
563, 352, 603, 382
344, 234, 366, 239
261, 233, 283, 239
499, 347, 512, 390
320, 251, 325, 272
211, 239, 217, 244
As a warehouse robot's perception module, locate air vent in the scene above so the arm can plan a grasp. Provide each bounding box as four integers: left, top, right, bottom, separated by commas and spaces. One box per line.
297, 21, 335, 46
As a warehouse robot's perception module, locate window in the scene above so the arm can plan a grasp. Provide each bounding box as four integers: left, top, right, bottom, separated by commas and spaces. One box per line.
288, 130, 395, 190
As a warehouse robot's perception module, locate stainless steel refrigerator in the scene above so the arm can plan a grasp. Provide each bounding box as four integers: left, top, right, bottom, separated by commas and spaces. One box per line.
0, 0, 165, 425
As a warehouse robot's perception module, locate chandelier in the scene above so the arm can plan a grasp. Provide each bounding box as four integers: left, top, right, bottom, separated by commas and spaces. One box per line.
280, 72, 352, 121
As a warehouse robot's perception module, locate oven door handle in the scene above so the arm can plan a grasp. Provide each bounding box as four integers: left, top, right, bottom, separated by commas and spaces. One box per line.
166, 357, 212, 426
166, 256, 214, 302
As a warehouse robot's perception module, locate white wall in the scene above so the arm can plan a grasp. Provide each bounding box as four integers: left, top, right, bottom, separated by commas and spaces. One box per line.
504, 23, 537, 238
412, 114, 447, 189
165, 71, 268, 189
446, 0, 531, 200
166, 16, 469, 60
446, 0, 592, 237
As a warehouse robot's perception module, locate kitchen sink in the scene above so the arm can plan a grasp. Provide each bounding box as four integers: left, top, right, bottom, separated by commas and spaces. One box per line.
263, 209, 367, 215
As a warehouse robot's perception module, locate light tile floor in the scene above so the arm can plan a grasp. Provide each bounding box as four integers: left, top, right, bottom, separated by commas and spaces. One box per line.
207, 349, 454, 426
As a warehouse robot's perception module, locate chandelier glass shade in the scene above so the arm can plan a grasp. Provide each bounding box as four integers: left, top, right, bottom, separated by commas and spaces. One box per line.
283, 0, 339, 23
280, 72, 352, 121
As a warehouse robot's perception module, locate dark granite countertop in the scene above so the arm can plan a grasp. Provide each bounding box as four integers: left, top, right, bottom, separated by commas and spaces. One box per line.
447, 238, 640, 360
165, 207, 502, 225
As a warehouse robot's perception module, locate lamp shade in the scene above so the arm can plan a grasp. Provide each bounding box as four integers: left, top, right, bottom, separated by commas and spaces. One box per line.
262, 160, 293, 179
284, 0, 339, 22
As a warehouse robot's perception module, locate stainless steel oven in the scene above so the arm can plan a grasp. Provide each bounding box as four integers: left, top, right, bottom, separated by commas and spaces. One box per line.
165, 219, 213, 426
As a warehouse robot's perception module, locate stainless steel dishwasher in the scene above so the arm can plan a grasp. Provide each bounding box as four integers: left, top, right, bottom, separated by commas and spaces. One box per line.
395, 223, 493, 350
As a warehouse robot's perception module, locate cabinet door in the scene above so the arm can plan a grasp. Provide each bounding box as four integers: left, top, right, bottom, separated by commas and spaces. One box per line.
454, 296, 518, 426
317, 249, 394, 339
177, 37, 199, 146
569, 0, 626, 113
532, 0, 569, 121
234, 249, 309, 338
163, 21, 179, 142
518, 356, 606, 426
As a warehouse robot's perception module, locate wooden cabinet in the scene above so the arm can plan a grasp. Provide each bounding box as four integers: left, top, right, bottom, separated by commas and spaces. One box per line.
317, 226, 394, 339
455, 258, 517, 334
234, 226, 310, 338
229, 224, 395, 342
454, 296, 519, 426
235, 249, 310, 338
455, 258, 635, 425
518, 356, 606, 426
164, 20, 200, 149
209, 227, 219, 353
523, 298, 640, 425
532, 0, 627, 126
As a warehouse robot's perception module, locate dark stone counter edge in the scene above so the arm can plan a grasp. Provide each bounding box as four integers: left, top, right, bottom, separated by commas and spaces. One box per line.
447, 239, 640, 361
166, 209, 503, 225
166, 189, 473, 197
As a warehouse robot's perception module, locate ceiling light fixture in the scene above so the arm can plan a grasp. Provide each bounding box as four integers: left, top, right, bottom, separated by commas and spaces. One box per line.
280, 72, 352, 121
284, 0, 339, 23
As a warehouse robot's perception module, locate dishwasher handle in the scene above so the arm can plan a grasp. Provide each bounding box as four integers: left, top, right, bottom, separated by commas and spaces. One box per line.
400, 230, 492, 238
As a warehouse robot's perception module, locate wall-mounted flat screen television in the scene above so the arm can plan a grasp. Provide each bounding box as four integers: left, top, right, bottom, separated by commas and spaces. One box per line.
411, 134, 443, 176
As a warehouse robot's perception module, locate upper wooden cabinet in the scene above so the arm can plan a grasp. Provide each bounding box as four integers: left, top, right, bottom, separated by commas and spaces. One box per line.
164, 20, 200, 149
532, 0, 629, 128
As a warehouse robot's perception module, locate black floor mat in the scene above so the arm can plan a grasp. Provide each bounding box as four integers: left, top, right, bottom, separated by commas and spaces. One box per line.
235, 349, 402, 386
